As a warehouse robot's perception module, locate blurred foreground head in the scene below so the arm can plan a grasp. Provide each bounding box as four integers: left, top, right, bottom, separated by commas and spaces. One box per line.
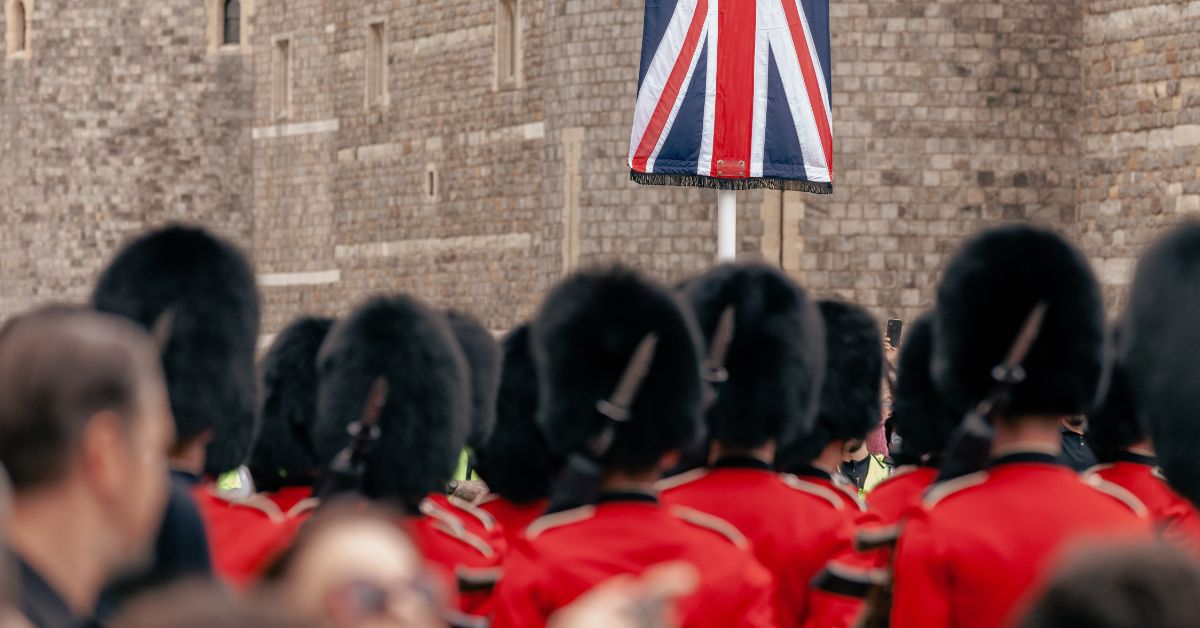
93, 225, 261, 476
1124, 223, 1200, 507
1020, 542, 1200, 628
533, 266, 704, 476
113, 582, 317, 628
262, 501, 444, 628
0, 306, 173, 612
314, 295, 469, 510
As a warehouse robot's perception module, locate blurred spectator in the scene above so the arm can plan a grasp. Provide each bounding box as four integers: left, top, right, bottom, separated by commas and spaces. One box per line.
839, 440, 889, 494
1020, 543, 1200, 628
548, 562, 698, 628
113, 582, 315, 628
262, 502, 444, 628
0, 464, 29, 628
1059, 417, 1098, 472
0, 306, 173, 627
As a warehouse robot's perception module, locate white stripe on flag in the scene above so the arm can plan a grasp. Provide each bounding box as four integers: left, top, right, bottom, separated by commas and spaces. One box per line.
750, 2, 775, 179
628, 1, 701, 168
647, 20, 710, 173
767, 9, 830, 181
697, 0, 719, 177
792, 0, 833, 128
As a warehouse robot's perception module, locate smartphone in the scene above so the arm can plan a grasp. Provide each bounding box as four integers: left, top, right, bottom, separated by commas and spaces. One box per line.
886, 319, 903, 348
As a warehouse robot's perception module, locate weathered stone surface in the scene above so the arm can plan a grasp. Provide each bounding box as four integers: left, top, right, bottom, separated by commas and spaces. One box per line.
1, 0, 1196, 334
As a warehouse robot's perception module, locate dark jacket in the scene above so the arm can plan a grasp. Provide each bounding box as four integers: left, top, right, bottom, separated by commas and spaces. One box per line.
1060, 428, 1098, 472
16, 554, 88, 628
97, 470, 212, 618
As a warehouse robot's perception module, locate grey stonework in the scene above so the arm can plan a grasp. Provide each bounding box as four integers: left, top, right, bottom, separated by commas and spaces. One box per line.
1, 0, 1197, 337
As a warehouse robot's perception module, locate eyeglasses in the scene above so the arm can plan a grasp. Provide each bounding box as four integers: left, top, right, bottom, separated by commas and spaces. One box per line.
324, 577, 439, 626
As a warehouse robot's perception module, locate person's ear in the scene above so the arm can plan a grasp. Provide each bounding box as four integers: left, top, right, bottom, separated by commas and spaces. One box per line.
659, 451, 681, 474
80, 410, 132, 500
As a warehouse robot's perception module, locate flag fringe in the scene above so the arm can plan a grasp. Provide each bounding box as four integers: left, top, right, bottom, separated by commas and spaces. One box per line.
630, 171, 833, 195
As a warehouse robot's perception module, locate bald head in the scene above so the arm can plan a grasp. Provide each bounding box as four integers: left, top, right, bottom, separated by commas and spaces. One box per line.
0, 305, 167, 492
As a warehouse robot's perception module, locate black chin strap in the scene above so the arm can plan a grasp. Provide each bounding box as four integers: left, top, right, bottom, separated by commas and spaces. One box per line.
546, 335, 659, 514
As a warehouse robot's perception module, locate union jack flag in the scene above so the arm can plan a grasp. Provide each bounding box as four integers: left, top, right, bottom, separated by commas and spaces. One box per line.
629, 0, 833, 194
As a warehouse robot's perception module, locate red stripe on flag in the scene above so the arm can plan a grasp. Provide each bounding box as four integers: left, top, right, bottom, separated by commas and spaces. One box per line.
631, 0, 709, 173
709, 0, 757, 179
780, 0, 834, 174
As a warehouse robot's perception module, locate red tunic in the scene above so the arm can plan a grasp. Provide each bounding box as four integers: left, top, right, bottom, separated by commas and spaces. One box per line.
803, 466, 939, 628
864, 466, 939, 526
1088, 455, 1200, 555
491, 493, 777, 628
891, 453, 1152, 628
476, 495, 548, 549
424, 492, 509, 559
659, 460, 860, 628
192, 485, 317, 588
408, 495, 505, 623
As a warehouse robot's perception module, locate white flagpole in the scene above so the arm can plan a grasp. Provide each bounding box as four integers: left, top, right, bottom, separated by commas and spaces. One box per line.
717, 189, 737, 262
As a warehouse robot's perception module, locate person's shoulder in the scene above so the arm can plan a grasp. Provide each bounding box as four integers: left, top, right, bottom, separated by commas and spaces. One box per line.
667, 505, 751, 551
656, 468, 711, 494
195, 487, 290, 525
781, 473, 865, 513
919, 470, 991, 512
1078, 473, 1150, 519
417, 498, 503, 562
524, 505, 598, 542
871, 466, 934, 495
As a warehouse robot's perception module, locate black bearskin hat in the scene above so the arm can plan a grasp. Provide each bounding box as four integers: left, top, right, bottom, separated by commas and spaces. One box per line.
92, 225, 260, 476
781, 300, 882, 469
532, 267, 704, 474
313, 295, 469, 505
250, 317, 333, 492
473, 325, 559, 504
683, 263, 825, 450
444, 310, 500, 452
933, 224, 1105, 418
1088, 329, 1141, 465
890, 314, 962, 466
1123, 223, 1200, 506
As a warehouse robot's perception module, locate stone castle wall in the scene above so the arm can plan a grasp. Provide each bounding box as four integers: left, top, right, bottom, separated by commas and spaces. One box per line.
1, 0, 1197, 338
0, 0, 252, 316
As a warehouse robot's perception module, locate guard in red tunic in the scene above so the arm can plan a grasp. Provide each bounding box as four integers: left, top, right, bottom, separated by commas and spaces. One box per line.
474, 324, 558, 546
194, 316, 333, 587
890, 225, 1152, 628
491, 267, 776, 628
807, 314, 962, 626
314, 296, 501, 625
1124, 224, 1200, 525
92, 226, 260, 604
1083, 331, 1200, 554
655, 263, 826, 628
754, 299, 883, 628
438, 310, 509, 558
